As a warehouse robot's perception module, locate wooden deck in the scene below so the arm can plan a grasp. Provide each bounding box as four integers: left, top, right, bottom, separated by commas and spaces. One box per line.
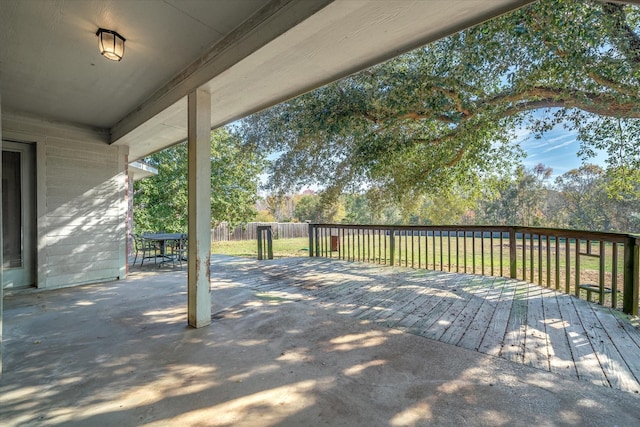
210, 255, 640, 394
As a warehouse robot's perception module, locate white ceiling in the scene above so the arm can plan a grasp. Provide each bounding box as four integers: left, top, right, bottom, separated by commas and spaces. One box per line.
1, 0, 535, 161
0, 0, 272, 127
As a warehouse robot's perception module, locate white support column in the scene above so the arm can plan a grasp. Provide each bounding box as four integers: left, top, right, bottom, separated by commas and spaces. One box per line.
1, 90, 4, 376
187, 89, 212, 328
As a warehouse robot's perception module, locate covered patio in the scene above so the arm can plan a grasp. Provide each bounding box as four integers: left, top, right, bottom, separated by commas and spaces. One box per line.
4, 1, 640, 423
1, 0, 538, 372
1, 255, 640, 426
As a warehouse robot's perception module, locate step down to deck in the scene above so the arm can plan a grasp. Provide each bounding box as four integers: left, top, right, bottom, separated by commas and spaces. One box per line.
579, 283, 612, 302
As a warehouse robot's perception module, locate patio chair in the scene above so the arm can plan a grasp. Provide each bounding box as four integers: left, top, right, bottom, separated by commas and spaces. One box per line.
132, 233, 159, 266
167, 235, 187, 268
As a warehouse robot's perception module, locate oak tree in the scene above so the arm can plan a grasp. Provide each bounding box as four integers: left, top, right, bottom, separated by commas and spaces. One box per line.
238, 0, 640, 209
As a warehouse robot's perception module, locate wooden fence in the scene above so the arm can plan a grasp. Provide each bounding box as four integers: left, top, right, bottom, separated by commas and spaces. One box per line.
211, 222, 309, 242
308, 224, 640, 315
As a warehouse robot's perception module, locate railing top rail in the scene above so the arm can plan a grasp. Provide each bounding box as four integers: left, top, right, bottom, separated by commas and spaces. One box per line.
312, 223, 512, 232
510, 226, 636, 242
310, 223, 638, 243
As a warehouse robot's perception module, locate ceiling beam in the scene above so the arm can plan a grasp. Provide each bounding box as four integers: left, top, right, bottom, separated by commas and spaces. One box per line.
111, 0, 333, 144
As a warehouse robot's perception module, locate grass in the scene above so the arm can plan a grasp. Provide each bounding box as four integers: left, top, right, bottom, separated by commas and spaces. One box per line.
211, 237, 309, 258
211, 234, 632, 311
323, 234, 622, 273
314, 232, 629, 310
211, 235, 621, 280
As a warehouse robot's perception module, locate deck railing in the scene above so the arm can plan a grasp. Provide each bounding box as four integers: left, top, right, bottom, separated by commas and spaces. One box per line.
308, 224, 640, 315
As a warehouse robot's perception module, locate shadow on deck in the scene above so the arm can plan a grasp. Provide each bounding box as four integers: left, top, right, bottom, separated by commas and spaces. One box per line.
212, 255, 640, 394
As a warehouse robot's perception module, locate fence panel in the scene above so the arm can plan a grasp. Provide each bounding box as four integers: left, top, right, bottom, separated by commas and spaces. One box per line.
211, 222, 309, 242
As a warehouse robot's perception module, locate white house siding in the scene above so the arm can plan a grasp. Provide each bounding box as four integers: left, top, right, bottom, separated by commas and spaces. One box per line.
2, 114, 128, 289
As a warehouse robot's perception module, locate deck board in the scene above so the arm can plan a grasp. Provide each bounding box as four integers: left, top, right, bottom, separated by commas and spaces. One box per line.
362, 280, 429, 323
211, 256, 640, 394
383, 286, 441, 329
437, 277, 495, 344
541, 288, 577, 377
591, 306, 640, 393
556, 294, 610, 387
578, 300, 637, 392
414, 276, 467, 339
365, 284, 426, 323
500, 280, 529, 364
456, 277, 503, 351
351, 282, 403, 318
524, 284, 550, 371
477, 279, 517, 356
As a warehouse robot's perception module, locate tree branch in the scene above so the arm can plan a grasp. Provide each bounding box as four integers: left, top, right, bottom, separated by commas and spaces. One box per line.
396, 111, 458, 123
484, 87, 640, 118
602, 2, 640, 65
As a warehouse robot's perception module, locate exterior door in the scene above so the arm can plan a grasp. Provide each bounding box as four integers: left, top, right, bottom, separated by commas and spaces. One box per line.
2, 140, 35, 288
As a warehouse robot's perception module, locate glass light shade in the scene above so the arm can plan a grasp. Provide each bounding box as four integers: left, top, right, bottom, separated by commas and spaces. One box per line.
96, 28, 125, 61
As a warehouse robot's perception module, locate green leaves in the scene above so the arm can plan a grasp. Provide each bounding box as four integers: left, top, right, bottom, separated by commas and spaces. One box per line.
238, 0, 640, 210
475, 164, 554, 227
133, 128, 264, 233
576, 116, 640, 199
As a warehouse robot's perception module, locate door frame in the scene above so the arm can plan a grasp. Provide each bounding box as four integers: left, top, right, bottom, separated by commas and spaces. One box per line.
2, 140, 36, 288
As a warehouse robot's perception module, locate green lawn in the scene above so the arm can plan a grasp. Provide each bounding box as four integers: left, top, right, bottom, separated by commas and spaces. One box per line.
212, 235, 622, 283
313, 232, 627, 309
211, 237, 309, 258
320, 233, 622, 274
211, 234, 629, 310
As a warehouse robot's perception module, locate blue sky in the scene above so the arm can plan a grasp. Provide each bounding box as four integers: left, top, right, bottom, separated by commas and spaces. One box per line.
516, 124, 607, 180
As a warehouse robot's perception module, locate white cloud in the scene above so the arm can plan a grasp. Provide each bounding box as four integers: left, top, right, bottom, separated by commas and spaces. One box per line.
543, 139, 575, 153
545, 134, 574, 144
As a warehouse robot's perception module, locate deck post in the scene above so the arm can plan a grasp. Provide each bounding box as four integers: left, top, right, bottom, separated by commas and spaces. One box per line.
389, 228, 395, 266
267, 227, 274, 259
256, 226, 273, 260
187, 88, 212, 328
509, 227, 517, 279
257, 228, 264, 260
308, 223, 314, 257
623, 236, 639, 315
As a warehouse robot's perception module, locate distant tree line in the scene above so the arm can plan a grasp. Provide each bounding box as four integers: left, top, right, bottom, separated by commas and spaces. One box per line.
261, 163, 640, 234
476, 163, 640, 233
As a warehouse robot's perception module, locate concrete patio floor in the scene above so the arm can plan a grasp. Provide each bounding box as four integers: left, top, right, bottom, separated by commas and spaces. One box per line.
1, 256, 640, 426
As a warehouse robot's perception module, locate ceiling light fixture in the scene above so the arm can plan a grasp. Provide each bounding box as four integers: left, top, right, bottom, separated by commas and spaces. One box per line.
96, 28, 125, 61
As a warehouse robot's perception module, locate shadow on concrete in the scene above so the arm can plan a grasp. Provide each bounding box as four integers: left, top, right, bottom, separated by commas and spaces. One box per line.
1, 256, 640, 426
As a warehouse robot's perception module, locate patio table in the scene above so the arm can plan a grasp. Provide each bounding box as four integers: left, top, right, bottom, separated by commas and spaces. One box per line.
142, 233, 187, 265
